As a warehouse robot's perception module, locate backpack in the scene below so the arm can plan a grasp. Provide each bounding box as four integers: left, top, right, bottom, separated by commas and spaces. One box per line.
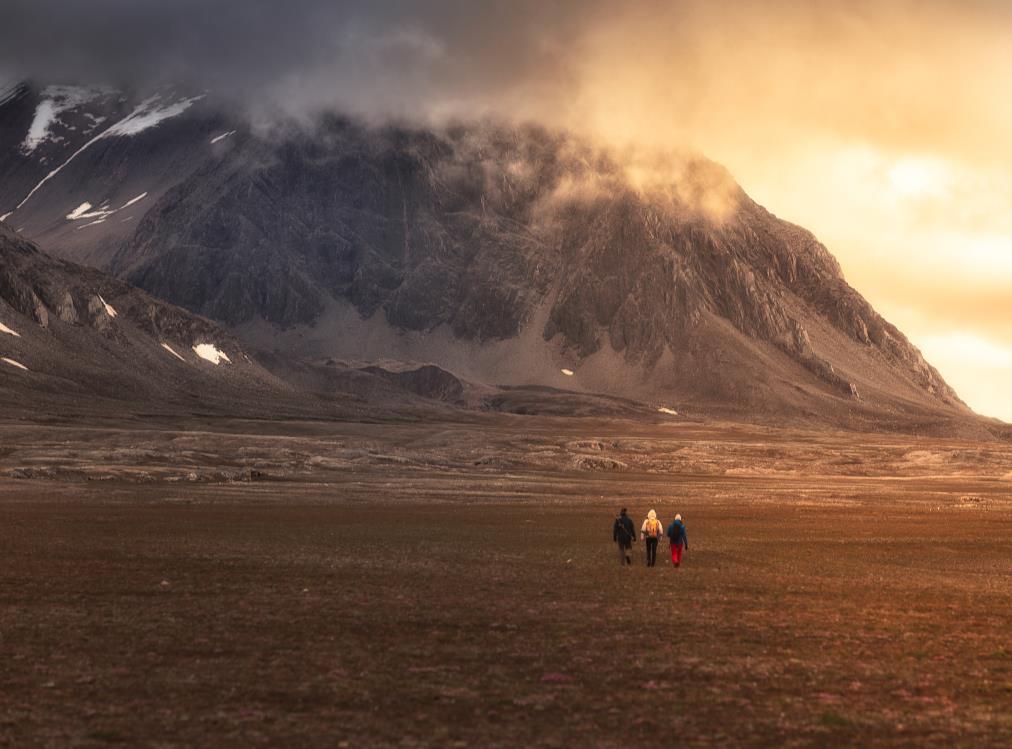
615, 517, 632, 542
645, 518, 660, 538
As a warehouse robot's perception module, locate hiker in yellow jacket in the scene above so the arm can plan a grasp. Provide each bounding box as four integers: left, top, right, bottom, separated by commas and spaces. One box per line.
640, 509, 663, 567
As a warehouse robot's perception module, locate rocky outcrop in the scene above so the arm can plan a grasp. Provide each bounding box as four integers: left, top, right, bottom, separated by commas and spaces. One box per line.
0, 223, 228, 350
361, 364, 465, 403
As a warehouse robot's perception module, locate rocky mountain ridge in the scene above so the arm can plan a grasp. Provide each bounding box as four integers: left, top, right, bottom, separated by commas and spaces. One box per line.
0, 219, 310, 419
0, 82, 982, 430
2, 220, 651, 423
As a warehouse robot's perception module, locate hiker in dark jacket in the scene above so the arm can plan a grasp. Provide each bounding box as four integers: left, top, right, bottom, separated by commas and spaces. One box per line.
613, 508, 635, 566
666, 514, 689, 568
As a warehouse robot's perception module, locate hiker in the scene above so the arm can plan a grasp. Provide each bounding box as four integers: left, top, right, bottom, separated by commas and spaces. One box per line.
641, 509, 663, 567
667, 514, 688, 568
613, 508, 635, 566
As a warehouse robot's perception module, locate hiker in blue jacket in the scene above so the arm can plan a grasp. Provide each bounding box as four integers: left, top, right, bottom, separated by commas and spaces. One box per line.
667, 514, 688, 568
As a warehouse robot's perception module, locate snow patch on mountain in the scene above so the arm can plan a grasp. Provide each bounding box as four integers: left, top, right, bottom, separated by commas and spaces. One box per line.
160, 342, 186, 362
67, 201, 114, 221
21, 99, 59, 153
210, 130, 237, 144
67, 193, 147, 223
119, 192, 148, 209
15, 134, 120, 214
105, 94, 204, 138
0, 322, 20, 337
192, 343, 231, 365
67, 202, 95, 220
98, 295, 117, 318
20, 85, 116, 154
8, 93, 202, 219
83, 112, 106, 129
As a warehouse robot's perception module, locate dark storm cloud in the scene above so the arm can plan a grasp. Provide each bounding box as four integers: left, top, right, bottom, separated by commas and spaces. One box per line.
7, 0, 1009, 136
0, 0, 593, 118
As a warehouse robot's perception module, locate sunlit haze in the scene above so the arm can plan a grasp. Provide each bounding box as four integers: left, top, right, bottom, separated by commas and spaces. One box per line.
556, 0, 1012, 421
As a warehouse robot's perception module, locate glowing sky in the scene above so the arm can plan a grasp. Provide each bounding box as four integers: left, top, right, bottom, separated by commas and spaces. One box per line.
561, 1, 1012, 421
2, 0, 1010, 419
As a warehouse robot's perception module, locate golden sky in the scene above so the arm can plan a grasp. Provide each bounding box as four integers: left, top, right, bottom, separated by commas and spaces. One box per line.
546, 0, 1012, 421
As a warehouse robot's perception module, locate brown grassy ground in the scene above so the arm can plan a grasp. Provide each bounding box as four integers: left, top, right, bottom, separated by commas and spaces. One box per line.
1, 416, 1011, 747
0, 452, 1010, 748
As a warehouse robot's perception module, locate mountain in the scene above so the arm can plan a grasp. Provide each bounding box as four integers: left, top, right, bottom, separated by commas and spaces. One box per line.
0, 82, 986, 431
1, 217, 650, 424
0, 217, 298, 419
0, 81, 230, 268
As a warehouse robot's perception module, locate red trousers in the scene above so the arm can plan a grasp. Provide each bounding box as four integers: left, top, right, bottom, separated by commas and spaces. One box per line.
670, 544, 684, 566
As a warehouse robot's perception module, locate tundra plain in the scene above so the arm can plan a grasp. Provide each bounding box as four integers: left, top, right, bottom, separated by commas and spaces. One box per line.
1, 415, 1010, 747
